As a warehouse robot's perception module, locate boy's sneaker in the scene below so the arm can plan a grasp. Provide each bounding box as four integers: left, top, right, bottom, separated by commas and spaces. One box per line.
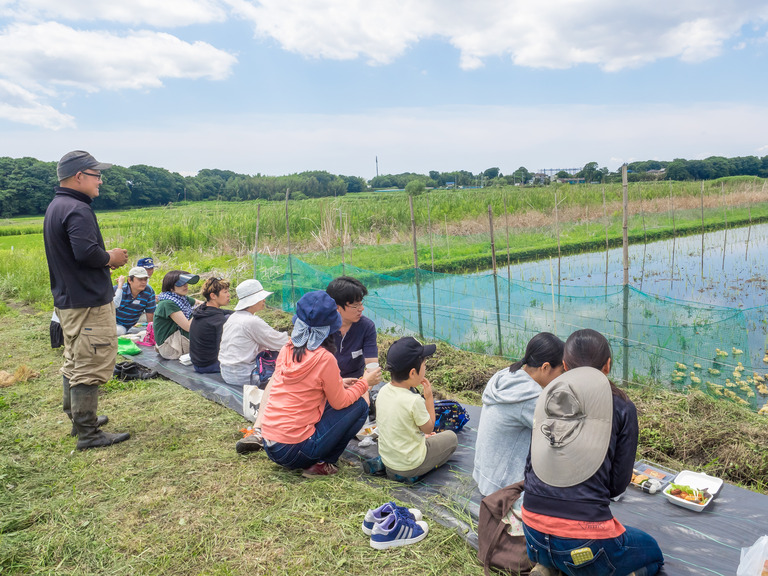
369, 509, 429, 549
362, 502, 423, 535
301, 462, 339, 478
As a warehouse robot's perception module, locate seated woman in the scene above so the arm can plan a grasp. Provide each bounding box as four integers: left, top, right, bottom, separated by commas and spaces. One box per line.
219, 279, 289, 386
153, 270, 202, 360
521, 329, 664, 576
473, 332, 564, 496
260, 291, 379, 477
189, 277, 233, 373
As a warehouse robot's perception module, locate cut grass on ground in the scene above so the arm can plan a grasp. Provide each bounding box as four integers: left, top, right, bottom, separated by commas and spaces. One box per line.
2, 306, 768, 575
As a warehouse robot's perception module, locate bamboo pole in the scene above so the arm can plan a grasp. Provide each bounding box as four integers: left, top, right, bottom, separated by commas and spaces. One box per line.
285, 189, 295, 307
721, 182, 728, 271
489, 205, 503, 356
639, 183, 647, 292
669, 182, 676, 290
602, 186, 609, 293
504, 193, 511, 321
549, 257, 557, 334
252, 203, 260, 279
427, 190, 436, 331
621, 165, 629, 386
409, 195, 423, 338
700, 181, 705, 279
444, 215, 449, 259
339, 207, 345, 275
555, 189, 561, 293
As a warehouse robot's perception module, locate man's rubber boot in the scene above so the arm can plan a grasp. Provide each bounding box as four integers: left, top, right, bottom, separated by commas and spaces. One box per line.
64, 376, 108, 436
70, 385, 129, 450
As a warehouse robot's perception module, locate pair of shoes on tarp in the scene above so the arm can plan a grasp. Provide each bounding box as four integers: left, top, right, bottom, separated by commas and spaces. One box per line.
363, 502, 428, 549
113, 362, 158, 381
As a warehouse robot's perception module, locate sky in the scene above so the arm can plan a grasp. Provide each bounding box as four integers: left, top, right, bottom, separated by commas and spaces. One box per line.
1, 1, 768, 180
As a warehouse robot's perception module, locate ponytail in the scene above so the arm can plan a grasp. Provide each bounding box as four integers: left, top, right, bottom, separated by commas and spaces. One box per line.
509, 332, 565, 374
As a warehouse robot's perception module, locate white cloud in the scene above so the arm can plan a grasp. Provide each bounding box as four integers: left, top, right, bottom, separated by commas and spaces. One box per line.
0, 22, 237, 92
0, 79, 75, 129
229, 0, 768, 71
0, 0, 227, 27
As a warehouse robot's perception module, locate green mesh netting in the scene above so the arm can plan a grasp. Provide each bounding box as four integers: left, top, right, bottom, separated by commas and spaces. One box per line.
253, 255, 768, 412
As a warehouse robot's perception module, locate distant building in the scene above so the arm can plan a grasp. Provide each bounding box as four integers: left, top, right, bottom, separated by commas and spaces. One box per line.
446, 181, 456, 188
556, 177, 586, 185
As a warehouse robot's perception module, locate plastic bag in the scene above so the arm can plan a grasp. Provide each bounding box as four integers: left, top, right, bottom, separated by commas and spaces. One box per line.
117, 336, 141, 356
737, 535, 768, 576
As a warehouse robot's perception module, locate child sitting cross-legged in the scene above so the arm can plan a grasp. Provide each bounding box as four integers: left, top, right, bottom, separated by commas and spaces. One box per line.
376, 337, 458, 482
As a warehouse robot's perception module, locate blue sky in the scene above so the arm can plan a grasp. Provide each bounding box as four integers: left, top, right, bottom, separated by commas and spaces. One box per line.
1, 1, 768, 179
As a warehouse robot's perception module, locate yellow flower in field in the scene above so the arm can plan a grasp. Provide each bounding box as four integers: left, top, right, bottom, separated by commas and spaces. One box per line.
716, 349, 729, 357
763, 355, 768, 363
732, 347, 744, 355
758, 404, 768, 415
747, 390, 755, 398
693, 363, 702, 369
675, 362, 687, 370
691, 376, 701, 384
754, 373, 765, 383
708, 368, 720, 375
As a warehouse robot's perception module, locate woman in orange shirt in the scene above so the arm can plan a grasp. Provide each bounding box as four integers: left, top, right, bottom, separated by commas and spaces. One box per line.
260, 291, 381, 478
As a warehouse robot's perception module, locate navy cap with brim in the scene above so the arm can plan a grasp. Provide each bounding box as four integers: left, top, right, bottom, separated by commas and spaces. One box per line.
56, 150, 113, 181
385, 337, 436, 372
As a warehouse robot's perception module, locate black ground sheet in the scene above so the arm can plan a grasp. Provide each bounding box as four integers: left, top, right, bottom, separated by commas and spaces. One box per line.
132, 349, 766, 575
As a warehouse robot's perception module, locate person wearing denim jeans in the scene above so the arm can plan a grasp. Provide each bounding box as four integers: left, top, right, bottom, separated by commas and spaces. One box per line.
522, 330, 664, 576
263, 398, 368, 470
260, 291, 381, 477
523, 524, 664, 576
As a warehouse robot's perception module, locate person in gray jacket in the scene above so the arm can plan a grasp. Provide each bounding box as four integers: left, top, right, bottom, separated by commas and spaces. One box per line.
473, 332, 565, 496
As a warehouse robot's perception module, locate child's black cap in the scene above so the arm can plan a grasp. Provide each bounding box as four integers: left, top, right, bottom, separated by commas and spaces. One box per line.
385, 337, 436, 373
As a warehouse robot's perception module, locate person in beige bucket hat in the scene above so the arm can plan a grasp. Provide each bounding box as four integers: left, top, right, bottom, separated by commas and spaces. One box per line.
521, 329, 664, 576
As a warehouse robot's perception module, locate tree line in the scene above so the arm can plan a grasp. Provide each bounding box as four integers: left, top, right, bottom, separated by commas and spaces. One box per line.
2, 154, 767, 217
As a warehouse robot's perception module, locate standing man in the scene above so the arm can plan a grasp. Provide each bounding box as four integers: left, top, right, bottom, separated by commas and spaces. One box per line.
44, 150, 131, 450
114, 266, 156, 335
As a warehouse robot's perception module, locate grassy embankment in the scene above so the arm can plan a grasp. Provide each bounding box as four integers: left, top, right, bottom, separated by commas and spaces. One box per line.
1, 304, 768, 575
2, 177, 767, 308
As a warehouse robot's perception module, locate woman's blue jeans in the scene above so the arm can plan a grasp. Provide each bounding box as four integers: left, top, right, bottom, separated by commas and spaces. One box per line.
263, 398, 368, 469
523, 523, 664, 576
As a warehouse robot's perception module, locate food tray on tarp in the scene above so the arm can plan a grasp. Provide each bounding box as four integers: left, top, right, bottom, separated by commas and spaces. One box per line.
664, 470, 724, 512
630, 459, 677, 491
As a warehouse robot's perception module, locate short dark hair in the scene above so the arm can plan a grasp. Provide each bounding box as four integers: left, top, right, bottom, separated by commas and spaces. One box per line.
564, 328, 627, 400
202, 277, 230, 301
161, 270, 188, 293
389, 356, 426, 383
326, 276, 368, 307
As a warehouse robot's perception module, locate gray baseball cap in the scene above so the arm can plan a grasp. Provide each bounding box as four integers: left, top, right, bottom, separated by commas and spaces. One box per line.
57, 150, 113, 181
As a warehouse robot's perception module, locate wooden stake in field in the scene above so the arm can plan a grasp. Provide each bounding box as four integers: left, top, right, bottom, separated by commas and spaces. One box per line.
621, 164, 630, 386
444, 215, 449, 259
409, 194, 424, 338
285, 188, 295, 307
669, 181, 676, 289
555, 189, 562, 295
504, 193, 511, 320
721, 182, 728, 271
252, 203, 260, 279
700, 181, 705, 279
338, 207, 345, 275
602, 185, 609, 295
427, 189, 436, 331
549, 257, 557, 335
639, 182, 648, 292
488, 205, 503, 356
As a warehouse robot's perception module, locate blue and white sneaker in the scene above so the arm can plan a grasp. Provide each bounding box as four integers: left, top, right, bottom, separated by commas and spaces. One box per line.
369, 509, 429, 549
362, 502, 423, 535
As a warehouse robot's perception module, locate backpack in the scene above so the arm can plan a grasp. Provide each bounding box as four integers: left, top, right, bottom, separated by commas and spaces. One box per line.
250, 350, 279, 389
477, 481, 534, 575
433, 399, 470, 432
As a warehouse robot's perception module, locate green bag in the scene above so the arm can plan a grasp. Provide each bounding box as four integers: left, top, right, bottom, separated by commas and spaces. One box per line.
117, 336, 142, 356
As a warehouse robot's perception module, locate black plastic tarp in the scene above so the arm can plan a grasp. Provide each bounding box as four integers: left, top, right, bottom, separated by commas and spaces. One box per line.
132, 350, 767, 575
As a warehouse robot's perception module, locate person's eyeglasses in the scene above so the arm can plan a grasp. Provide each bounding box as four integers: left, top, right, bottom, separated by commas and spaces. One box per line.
81, 172, 102, 179
347, 301, 364, 310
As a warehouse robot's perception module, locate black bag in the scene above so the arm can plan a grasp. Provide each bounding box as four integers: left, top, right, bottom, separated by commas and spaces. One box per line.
477, 481, 534, 576
113, 362, 158, 381
50, 320, 63, 349
250, 350, 279, 389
